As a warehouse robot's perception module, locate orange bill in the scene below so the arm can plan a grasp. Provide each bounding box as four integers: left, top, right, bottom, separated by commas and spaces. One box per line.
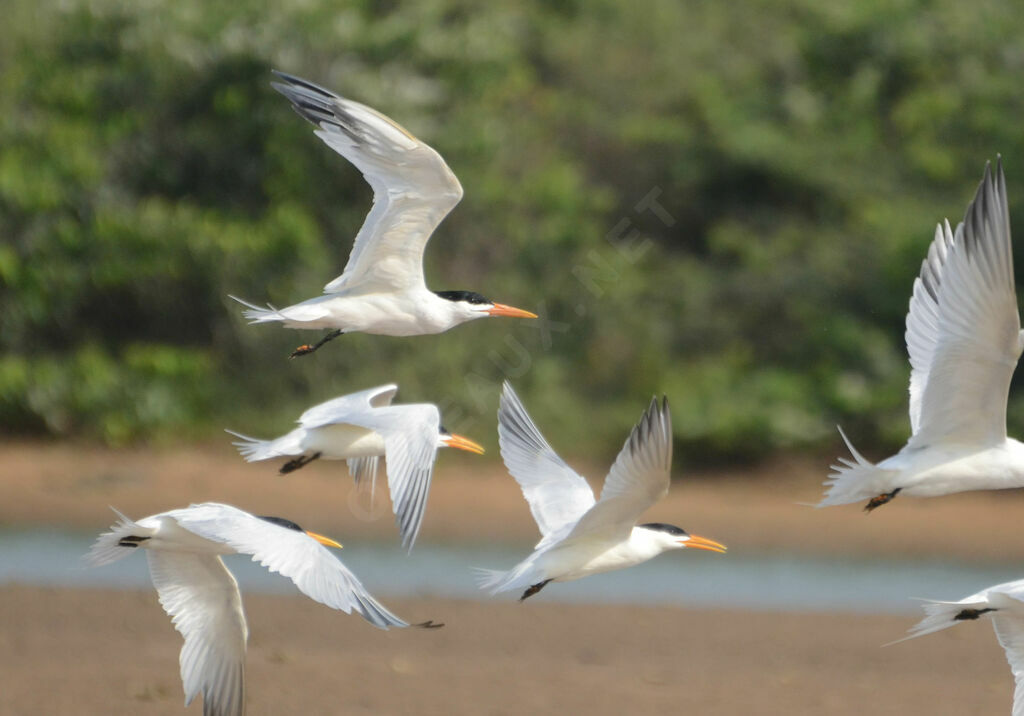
486, 303, 538, 319
680, 534, 727, 553
444, 434, 486, 455
306, 530, 343, 549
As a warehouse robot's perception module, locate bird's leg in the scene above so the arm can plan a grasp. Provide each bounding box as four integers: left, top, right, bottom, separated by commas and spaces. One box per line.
290, 330, 343, 358
280, 452, 322, 475
863, 487, 902, 512
955, 607, 997, 621
117, 535, 150, 548
519, 579, 552, 601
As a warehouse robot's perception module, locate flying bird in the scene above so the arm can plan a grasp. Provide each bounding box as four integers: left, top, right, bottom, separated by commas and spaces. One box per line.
226, 384, 484, 549
820, 159, 1024, 512
87, 503, 438, 716
477, 382, 726, 601
231, 71, 536, 358
892, 578, 1024, 716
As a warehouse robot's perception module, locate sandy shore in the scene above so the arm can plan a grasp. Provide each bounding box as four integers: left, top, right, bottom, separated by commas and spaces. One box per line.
0, 585, 1013, 716
2, 442, 1023, 714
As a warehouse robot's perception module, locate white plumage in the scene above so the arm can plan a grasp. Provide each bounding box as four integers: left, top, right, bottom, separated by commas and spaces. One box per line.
87, 503, 435, 716
226, 384, 484, 549
893, 578, 1024, 716
820, 159, 1024, 511
478, 382, 726, 601
231, 71, 535, 357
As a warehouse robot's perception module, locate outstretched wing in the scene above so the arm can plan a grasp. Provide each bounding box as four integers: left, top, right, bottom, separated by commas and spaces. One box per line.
992, 613, 1024, 716
905, 160, 1022, 449
297, 384, 398, 429
497, 382, 595, 548
345, 403, 444, 550
174, 504, 409, 629
272, 71, 463, 294
146, 551, 247, 716
561, 396, 673, 544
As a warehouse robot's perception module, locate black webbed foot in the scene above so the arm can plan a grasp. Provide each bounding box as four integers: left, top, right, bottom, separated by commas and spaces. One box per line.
519, 579, 552, 601
280, 452, 322, 474
118, 535, 150, 548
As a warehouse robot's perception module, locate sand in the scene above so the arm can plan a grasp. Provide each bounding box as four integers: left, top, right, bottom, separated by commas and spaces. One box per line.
1, 441, 1023, 714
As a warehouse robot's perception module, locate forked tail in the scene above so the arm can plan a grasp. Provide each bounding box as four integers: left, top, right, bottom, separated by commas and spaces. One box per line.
227, 295, 288, 324
224, 429, 280, 462
886, 599, 989, 646
85, 507, 153, 567
818, 426, 895, 507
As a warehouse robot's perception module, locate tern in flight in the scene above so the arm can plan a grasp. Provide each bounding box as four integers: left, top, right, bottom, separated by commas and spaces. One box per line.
87, 503, 438, 716
892, 578, 1024, 715
226, 384, 484, 549
820, 159, 1024, 512
231, 71, 536, 357
477, 382, 726, 601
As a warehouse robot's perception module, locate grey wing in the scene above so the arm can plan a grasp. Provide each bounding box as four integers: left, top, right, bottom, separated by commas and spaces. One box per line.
352, 404, 443, 550
298, 384, 398, 429
991, 614, 1024, 716
907, 160, 1022, 449
498, 382, 596, 548
176, 506, 410, 629
146, 551, 247, 716
272, 72, 463, 294
562, 396, 673, 544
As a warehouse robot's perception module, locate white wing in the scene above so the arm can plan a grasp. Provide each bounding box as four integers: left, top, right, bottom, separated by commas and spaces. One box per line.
146, 550, 247, 716
272, 72, 463, 294
561, 396, 673, 544
346, 404, 443, 550
905, 160, 1022, 449
173, 504, 409, 629
297, 384, 398, 429
497, 382, 595, 548
991, 614, 1024, 716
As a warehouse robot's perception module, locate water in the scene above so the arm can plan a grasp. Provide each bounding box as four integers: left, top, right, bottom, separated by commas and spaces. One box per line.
1, 528, 1020, 615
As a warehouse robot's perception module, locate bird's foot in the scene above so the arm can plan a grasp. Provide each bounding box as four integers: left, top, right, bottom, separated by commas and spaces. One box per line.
863, 487, 902, 512
955, 608, 996, 621
413, 621, 445, 629
117, 535, 150, 548
289, 329, 343, 358
280, 452, 322, 474
519, 579, 552, 601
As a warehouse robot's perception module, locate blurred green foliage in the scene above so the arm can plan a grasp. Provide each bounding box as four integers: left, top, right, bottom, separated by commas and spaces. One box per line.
2, 0, 1024, 465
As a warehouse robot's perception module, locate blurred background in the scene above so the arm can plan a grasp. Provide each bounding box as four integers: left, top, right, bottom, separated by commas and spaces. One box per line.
6, 2, 1024, 714
4, 0, 1024, 466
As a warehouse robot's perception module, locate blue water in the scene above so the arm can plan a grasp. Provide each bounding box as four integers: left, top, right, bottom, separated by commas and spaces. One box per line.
1, 528, 1020, 615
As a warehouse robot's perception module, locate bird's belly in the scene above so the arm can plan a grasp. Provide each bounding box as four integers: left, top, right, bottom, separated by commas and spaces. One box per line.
893, 444, 1024, 496
282, 293, 446, 336
302, 424, 385, 460
545, 542, 651, 582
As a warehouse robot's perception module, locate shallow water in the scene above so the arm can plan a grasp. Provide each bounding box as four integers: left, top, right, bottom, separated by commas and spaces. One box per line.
1, 528, 1020, 615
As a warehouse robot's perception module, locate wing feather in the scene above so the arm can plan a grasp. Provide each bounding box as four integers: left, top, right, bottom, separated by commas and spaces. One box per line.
497, 382, 596, 548
146, 551, 247, 716
907, 160, 1022, 449
272, 71, 463, 294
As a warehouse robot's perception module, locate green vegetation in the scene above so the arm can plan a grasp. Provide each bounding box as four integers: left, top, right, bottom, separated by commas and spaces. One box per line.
3, 0, 1024, 465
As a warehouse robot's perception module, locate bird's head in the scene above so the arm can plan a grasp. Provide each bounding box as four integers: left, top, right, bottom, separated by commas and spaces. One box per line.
437, 426, 486, 454
257, 515, 343, 549
639, 522, 727, 554
434, 290, 537, 324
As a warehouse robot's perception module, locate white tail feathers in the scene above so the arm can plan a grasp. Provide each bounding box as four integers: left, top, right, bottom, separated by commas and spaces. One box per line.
85, 507, 151, 567
227, 295, 288, 324
473, 567, 512, 593
886, 599, 988, 646
818, 425, 895, 507
225, 430, 278, 462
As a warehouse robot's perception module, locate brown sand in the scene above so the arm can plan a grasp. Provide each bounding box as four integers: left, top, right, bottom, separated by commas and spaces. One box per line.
1, 442, 1023, 714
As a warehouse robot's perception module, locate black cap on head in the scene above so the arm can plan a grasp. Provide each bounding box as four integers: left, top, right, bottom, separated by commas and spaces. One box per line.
257, 515, 304, 532
434, 290, 491, 305
638, 522, 688, 536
